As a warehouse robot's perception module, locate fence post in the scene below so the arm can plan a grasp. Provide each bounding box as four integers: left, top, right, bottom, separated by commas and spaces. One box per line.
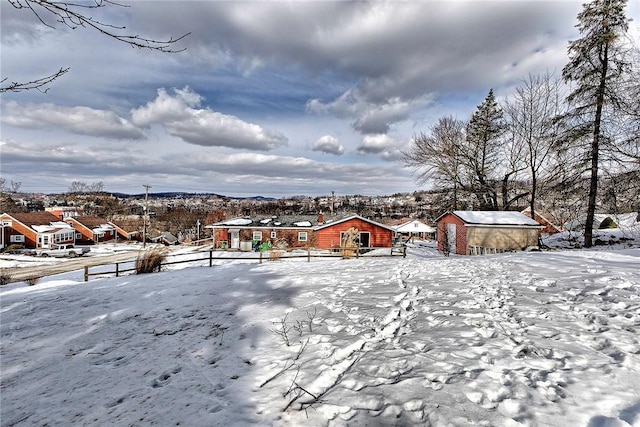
115, 262, 119, 278
84, 266, 88, 282
209, 250, 213, 267
259, 251, 263, 264
307, 248, 311, 262
403, 245, 407, 258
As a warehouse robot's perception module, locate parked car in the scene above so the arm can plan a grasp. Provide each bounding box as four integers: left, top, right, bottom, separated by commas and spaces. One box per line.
36, 244, 90, 258
8, 248, 37, 256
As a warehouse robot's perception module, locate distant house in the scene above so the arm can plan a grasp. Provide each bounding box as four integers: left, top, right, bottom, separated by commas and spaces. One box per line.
393, 219, 436, 241
65, 215, 116, 244
565, 213, 640, 232
207, 213, 394, 251
153, 231, 179, 246
109, 219, 143, 241
45, 206, 83, 220
435, 211, 543, 255
521, 208, 562, 235
0, 212, 75, 250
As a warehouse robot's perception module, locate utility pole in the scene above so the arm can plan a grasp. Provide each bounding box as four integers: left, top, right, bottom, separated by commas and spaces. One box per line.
142, 184, 152, 248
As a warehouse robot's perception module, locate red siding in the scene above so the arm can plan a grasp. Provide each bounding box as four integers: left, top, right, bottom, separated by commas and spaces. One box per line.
316, 218, 392, 249
0, 217, 37, 248
436, 213, 467, 255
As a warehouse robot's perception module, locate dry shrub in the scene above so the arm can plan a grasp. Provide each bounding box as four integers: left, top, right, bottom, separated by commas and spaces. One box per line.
0, 270, 12, 286
136, 248, 167, 274
269, 250, 284, 261
25, 276, 40, 286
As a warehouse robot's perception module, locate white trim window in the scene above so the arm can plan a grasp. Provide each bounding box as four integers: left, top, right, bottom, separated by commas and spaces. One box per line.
252, 231, 263, 241
55, 230, 75, 243
11, 235, 25, 243
298, 232, 308, 242
270, 231, 277, 239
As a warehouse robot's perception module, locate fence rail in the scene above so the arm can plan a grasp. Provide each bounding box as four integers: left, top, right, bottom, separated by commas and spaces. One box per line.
83, 246, 407, 282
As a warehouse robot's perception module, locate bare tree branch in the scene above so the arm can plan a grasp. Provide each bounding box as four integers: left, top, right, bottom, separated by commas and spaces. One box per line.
0, 67, 70, 93
2, 0, 189, 93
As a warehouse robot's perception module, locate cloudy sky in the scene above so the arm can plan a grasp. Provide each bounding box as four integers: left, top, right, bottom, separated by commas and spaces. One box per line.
1, 1, 638, 197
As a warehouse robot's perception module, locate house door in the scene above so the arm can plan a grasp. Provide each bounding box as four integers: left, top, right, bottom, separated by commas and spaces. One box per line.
358, 232, 370, 248
230, 230, 240, 249
447, 223, 457, 254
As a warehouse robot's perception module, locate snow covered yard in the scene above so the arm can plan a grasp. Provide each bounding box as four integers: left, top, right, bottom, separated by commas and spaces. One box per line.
1, 244, 639, 426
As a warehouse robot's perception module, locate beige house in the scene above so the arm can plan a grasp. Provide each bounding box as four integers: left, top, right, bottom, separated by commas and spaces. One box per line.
436, 211, 543, 255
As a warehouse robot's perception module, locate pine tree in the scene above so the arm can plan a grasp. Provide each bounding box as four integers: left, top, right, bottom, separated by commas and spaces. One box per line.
465, 89, 506, 210
561, 0, 632, 247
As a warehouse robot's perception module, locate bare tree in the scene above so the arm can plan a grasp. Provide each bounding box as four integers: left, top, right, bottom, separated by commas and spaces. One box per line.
404, 91, 528, 212
1, 0, 189, 93
10, 181, 22, 193
402, 116, 466, 210
504, 73, 567, 219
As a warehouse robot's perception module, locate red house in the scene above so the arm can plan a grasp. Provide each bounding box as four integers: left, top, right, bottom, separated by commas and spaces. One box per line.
315, 215, 395, 250
65, 215, 117, 244
0, 212, 76, 250
207, 214, 394, 251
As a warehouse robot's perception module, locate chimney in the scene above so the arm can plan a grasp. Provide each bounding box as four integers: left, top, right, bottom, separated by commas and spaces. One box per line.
318, 212, 324, 224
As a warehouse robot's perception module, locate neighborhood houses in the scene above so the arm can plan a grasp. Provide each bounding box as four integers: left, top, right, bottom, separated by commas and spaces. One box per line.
1, 192, 638, 256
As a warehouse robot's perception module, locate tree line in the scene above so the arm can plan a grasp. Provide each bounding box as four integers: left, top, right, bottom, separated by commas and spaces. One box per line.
402, 0, 639, 247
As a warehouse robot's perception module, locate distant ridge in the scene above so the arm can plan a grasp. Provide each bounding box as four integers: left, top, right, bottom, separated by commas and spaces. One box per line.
111, 192, 276, 201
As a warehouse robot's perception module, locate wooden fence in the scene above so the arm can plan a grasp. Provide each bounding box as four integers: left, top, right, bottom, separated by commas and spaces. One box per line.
83, 246, 407, 282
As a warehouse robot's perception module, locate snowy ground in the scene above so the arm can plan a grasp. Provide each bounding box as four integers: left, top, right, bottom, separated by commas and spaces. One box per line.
1, 235, 640, 426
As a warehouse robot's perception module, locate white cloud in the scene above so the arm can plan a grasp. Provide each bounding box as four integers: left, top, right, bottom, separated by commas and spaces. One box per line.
131, 87, 288, 151
131, 87, 201, 125
356, 134, 397, 155
312, 135, 345, 155
1, 101, 145, 140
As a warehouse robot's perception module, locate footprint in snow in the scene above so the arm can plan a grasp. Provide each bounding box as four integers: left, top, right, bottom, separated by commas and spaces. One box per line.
150, 366, 182, 388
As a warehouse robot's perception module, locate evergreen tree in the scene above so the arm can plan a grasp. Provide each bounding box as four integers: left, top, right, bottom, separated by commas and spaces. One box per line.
464, 89, 506, 210
561, 0, 632, 247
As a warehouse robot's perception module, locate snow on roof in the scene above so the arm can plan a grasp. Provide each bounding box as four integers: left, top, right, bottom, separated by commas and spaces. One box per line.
394, 220, 436, 233
452, 211, 541, 226
293, 221, 312, 227
220, 218, 253, 226
32, 223, 74, 232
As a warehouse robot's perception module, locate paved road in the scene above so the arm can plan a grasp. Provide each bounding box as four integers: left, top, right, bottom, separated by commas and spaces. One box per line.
2, 251, 142, 284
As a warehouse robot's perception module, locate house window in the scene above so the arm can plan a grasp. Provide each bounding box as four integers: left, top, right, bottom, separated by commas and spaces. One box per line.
76, 233, 82, 240
271, 231, 277, 239
11, 235, 24, 243
298, 232, 308, 242
252, 231, 262, 241
55, 231, 74, 243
